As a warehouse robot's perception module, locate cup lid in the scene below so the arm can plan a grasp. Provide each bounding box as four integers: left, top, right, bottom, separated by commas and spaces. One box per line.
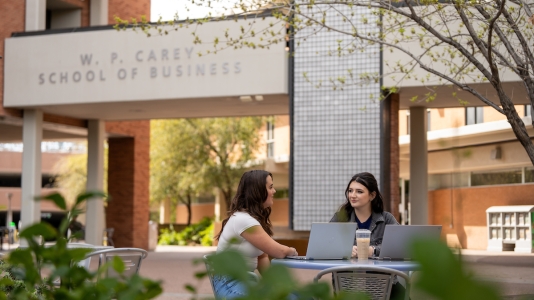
356, 229, 371, 233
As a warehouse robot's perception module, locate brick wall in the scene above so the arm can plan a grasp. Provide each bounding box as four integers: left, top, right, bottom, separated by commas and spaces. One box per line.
389, 93, 400, 220
0, 0, 24, 118
429, 184, 534, 249
106, 120, 150, 249
108, 0, 151, 24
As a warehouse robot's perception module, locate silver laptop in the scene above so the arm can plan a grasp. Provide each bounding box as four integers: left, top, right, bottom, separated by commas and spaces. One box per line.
373, 225, 442, 260
286, 222, 357, 260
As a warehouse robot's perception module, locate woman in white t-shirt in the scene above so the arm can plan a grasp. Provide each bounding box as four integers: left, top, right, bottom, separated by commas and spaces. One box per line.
213, 170, 298, 299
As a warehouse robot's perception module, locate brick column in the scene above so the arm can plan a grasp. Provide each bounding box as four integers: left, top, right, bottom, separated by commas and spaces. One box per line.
108, 0, 150, 24
389, 94, 400, 221
106, 121, 150, 249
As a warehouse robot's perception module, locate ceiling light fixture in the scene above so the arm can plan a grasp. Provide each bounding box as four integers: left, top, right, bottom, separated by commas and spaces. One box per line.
255, 95, 264, 101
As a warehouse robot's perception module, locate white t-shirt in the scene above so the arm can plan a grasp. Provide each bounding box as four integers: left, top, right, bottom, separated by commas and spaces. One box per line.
217, 211, 264, 271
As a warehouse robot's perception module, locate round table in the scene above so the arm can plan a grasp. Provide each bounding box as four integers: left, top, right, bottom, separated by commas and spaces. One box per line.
271, 258, 420, 272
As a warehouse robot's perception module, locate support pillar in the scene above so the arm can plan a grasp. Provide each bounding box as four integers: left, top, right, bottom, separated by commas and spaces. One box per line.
159, 198, 171, 224
380, 93, 400, 219
409, 106, 428, 225
214, 188, 227, 222
106, 120, 150, 249
20, 110, 43, 234
90, 0, 108, 26
85, 120, 105, 245
25, 0, 46, 31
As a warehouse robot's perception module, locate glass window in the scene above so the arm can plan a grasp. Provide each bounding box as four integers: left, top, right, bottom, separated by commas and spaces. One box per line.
466, 107, 484, 125
428, 172, 470, 190
525, 105, 532, 117
471, 168, 522, 186
266, 121, 275, 158
525, 167, 534, 183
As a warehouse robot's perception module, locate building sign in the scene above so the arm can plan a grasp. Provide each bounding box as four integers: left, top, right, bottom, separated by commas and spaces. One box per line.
4, 17, 288, 107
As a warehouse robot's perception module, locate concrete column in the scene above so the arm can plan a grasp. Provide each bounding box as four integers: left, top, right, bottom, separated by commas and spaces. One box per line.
214, 188, 227, 222
159, 198, 171, 224
85, 120, 106, 245
90, 0, 109, 26
20, 110, 43, 235
25, 0, 46, 31
409, 106, 428, 225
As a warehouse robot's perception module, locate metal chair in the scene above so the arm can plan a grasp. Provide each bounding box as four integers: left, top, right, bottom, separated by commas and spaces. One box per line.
84, 248, 148, 280
203, 254, 260, 296
313, 265, 411, 300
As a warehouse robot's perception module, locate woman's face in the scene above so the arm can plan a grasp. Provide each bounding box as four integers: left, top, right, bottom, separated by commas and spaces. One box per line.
264, 175, 276, 208
347, 181, 375, 211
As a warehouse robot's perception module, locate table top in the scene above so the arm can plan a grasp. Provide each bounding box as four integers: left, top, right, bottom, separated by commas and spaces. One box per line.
271, 258, 420, 272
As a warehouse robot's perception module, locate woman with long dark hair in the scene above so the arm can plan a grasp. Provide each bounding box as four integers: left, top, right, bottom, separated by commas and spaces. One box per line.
331, 172, 406, 300
330, 172, 399, 258
213, 170, 298, 299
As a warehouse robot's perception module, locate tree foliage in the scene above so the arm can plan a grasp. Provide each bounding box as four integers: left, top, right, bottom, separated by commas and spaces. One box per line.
150, 117, 264, 224
118, 0, 534, 165
53, 145, 108, 207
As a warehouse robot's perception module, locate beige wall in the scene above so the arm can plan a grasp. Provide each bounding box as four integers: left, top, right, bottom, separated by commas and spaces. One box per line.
0, 187, 64, 212
401, 139, 531, 178
429, 184, 534, 249
400, 105, 528, 135
0, 151, 69, 174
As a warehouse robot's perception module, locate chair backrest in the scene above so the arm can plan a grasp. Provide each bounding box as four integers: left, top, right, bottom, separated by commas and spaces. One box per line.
314, 265, 410, 300
84, 248, 148, 280
203, 255, 217, 294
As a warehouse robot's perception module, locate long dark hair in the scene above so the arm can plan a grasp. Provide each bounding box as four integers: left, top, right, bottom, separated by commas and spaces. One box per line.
337, 172, 384, 221
216, 170, 273, 240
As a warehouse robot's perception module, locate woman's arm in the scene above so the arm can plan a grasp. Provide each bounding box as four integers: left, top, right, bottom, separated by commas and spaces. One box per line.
374, 212, 400, 256
257, 253, 270, 274
241, 225, 298, 259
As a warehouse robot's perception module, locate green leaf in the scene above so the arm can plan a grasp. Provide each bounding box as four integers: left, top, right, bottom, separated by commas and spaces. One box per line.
206, 250, 249, 283
75, 191, 107, 206
19, 223, 57, 240
68, 248, 94, 262
112, 256, 126, 274
194, 271, 207, 279
185, 284, 196, 293
411, 238, 500, 300
35, 192, 67, 210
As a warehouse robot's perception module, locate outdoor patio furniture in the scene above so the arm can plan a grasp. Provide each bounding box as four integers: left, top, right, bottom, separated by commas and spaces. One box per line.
313, 265, 411, 300
84, 248, 148, 280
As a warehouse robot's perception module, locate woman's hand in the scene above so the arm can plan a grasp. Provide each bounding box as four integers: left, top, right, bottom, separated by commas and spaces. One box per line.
288, 247, 298, 256
351, 246, 374, 257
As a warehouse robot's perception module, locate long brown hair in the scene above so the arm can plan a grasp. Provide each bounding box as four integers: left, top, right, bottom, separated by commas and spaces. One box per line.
216, 170, 274, 239
336, 172, 384, 221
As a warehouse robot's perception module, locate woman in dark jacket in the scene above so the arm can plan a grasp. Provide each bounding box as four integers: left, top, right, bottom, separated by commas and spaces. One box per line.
330, 172, 399, 258
330, 172, 406, 299
330, 172, 405, 300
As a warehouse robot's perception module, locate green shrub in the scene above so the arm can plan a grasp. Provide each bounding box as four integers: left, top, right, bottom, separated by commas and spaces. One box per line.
158, 217, 214, 246
0, 191, 163, 300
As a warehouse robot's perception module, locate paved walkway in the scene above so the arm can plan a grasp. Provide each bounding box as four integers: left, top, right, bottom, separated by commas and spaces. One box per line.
141, 246, 534, 300
2, 243, 533, 299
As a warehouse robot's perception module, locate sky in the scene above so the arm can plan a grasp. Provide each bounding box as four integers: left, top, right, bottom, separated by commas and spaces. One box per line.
150, 0, 235, 21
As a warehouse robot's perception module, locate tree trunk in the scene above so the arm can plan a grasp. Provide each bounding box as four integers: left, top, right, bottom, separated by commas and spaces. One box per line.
223, 188, 232, 210
186, 194, 192, 226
